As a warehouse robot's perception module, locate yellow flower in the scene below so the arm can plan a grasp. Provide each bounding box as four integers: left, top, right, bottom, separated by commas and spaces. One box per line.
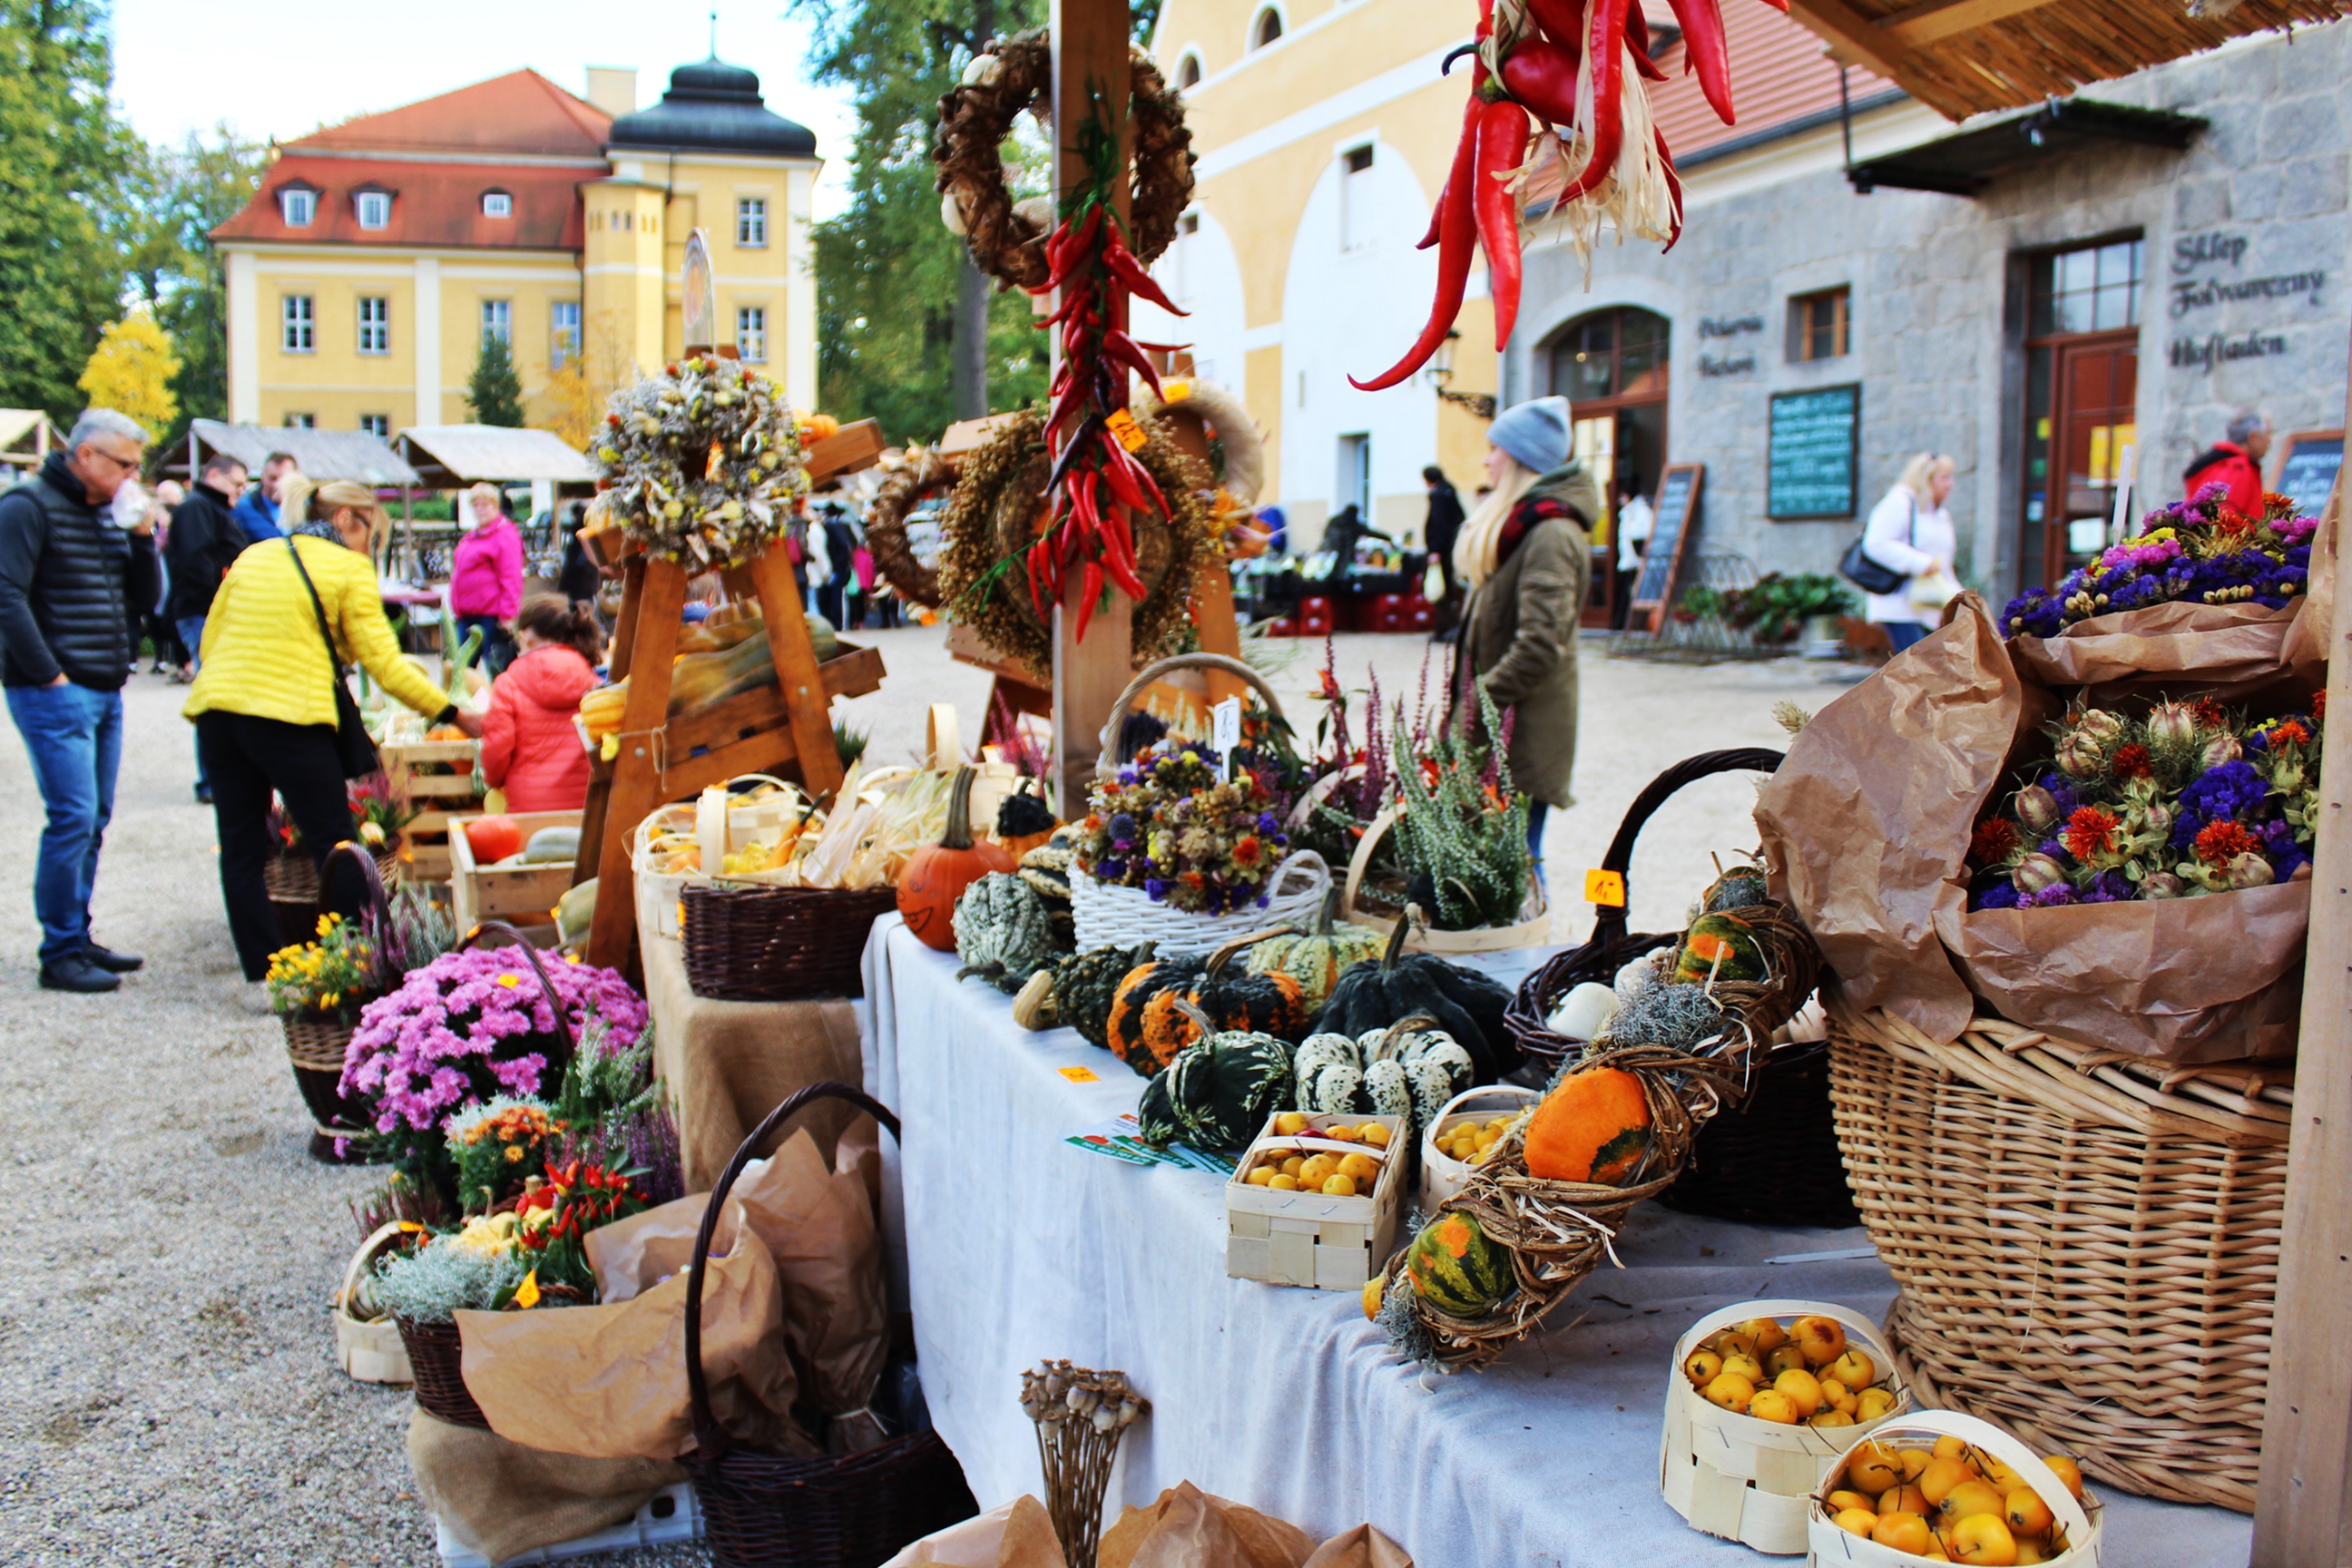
496, 974, 523, 989
505, 1143, 525, 1162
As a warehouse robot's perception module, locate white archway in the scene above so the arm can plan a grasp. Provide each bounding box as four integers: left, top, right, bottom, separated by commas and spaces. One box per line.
1134, 208, 1248, 397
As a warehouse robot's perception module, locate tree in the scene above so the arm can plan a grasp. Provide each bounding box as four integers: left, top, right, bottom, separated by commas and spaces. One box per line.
466, 335, 526, 426
0, 2, 139, 426
76, 309, 178, 434
537, 309, 639, 448
117, 128, 268, 459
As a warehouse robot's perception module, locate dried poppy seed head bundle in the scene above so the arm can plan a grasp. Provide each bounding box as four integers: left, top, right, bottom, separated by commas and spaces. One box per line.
1017, 1359, 1149, 1568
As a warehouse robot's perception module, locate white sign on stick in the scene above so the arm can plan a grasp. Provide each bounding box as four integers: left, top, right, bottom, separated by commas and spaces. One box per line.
1211, 697, 1241, 779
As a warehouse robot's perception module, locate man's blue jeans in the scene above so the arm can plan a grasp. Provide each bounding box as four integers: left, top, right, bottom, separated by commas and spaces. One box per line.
176, 613, 208, 789
6, 681, 123, 965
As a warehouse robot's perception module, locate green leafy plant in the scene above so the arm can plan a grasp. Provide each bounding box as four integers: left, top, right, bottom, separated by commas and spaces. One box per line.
1685, 573, 1857, 643
1390, 684, 1532, 931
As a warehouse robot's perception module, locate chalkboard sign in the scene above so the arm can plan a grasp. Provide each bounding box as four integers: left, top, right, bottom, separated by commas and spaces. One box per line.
2273, 431, 2343, 523
1769, 384, 1861, 520
1629, 463, 1704, 624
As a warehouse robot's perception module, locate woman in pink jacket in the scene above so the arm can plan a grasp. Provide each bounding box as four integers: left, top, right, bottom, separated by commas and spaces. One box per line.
450, 482, 524, 674
481, 596, 602, 813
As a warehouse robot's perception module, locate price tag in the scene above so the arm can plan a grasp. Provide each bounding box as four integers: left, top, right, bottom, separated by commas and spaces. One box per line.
1104, 408, 1148, 453
1058, 1064, 1101, 1084
1211, 696, 1241, 781
1584, 869, 1627, 907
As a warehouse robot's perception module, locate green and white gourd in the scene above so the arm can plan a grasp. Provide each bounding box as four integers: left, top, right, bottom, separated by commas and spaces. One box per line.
1291, 1014, 1474, 1134
953, 872, 1061, 994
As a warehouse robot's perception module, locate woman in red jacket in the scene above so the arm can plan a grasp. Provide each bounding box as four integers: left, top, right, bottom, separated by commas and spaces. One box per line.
481, 596, 602, 813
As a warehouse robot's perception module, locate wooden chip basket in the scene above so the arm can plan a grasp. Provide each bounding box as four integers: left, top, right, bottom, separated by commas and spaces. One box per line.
334, 1221, 418, 1386
1225, 1112, 1407, 1292
1805, 1410, 2102, 1567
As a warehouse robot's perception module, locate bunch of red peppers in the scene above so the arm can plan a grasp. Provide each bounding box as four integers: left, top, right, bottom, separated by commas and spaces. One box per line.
514, 1159, 651, 1295
1354, 0, 1774, 392
1022, 108, 1189, 642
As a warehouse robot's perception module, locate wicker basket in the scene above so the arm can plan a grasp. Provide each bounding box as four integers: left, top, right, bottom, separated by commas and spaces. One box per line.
1826, 1000, 2289, 1513
397, 1316, 489, 1428
1338, 806, 1547, 953
685, 1082, 978, 1568
266, 842, 402, 947
681, 884, 899, 1001
1503, 748, 1855, 1227
633, 803, 704, 939
283, 1015, 365, 1133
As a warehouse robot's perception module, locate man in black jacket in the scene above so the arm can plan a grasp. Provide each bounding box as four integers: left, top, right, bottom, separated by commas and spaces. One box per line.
0, 408, 160, 993
163, 451, 249, 804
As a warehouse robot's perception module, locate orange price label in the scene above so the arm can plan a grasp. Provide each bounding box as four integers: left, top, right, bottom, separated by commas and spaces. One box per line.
1584, 869, 1627, 908
1058, 1064, 1101, 1084
1104, 408, 1148, 453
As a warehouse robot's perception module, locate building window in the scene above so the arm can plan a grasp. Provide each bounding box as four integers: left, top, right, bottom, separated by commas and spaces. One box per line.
551, 301, 582, 368
737, 197, 769, 248
358, 296, 390, 355
1176, 52, 1202, 89
736, 305, 769, 363
482, 191, 512, 218
284, 413, 316, 429
282, 295, 315, 353
481, 299, 511, 345
279, 187, 315, 227
1547, 306, 1670, 403
1340, 144, 1375, 252
1250, 5, 1283, 49
356, 191, 391, 230
1788, 288, 1850, 362
2030, 235, 2144, 336
359, 414, 390, 438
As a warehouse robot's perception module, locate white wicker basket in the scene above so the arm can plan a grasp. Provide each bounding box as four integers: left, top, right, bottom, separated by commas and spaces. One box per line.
335, 1223, 416, 1386
1069, 850, 1330, 956
632, 803, 704, 939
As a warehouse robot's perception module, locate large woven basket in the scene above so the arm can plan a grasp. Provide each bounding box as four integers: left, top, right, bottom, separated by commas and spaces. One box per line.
283, 1016, 365, 1134
685, 1082, 977, 1568
1826, 1000, 2289, 1513
1504, 749, 1853, 1227
396, 1316, 489, 1428
682, 884, 898, 1001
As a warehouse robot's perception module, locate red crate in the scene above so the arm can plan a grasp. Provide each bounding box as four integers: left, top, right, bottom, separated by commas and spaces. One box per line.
1295, 596, 1334, 636
1362, 593, 1434, 634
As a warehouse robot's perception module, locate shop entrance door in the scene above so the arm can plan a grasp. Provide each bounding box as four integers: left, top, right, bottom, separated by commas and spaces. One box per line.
2021, 238, 2144, 591
1548, 307, 1669, 627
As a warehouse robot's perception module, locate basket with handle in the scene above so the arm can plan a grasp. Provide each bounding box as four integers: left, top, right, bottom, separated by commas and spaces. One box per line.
682, 882, 900, 1001
1804, 1409, 2102, 1566
684, 1081, 978, 1568
1501, 748, 1855, 1229
1660, 1298, 1911, 1555
1070, 652, 1330, 955
335, 1221, 419, 1385
397, 1315, 489, 1428
1338, 805, 1548, 954
280, 841, 395, 1139
633, 801, 704, 939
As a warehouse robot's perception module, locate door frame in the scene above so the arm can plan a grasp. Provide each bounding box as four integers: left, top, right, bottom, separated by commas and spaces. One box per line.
2024, 325, 2138, 588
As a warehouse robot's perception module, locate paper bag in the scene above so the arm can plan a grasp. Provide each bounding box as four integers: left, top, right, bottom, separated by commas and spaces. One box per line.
881, 1495, 1069, 1568
1757, 594, 2311, 1062
1299, 1525, 1413, 1568
1102, 1483, 1318, 1568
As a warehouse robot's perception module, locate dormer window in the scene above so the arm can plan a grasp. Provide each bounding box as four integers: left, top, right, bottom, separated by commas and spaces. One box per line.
356, 191, 391, 230
280, 187, 316, 227
482, 191, 512, 219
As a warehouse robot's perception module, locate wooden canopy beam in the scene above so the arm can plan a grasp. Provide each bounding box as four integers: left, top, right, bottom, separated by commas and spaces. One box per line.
1784, 0, 1936, 93
1877, 0, 2065, 45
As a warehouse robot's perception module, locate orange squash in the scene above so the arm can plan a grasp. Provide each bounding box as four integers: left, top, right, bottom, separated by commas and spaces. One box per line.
897, 767, 1014, 951
1524, 1065, 1652, 1185
464, 814, 525, 866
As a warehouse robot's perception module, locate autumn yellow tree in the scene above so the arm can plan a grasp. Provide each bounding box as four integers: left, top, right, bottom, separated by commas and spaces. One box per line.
76, 309, 180, 435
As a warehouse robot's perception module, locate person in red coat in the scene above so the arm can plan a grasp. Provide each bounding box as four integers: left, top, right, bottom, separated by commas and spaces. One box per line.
481, 596, 602, 813
2182, 410, 2269, 516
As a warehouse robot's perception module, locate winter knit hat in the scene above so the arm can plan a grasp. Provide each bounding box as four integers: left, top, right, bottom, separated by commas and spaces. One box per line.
1487, 396, 1573, 475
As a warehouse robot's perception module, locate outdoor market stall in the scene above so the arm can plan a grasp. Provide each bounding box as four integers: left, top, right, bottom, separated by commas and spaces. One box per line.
394, 423, 602, 582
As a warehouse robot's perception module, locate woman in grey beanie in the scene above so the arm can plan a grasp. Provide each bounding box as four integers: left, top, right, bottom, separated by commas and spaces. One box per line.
1453, 396, 1600, 873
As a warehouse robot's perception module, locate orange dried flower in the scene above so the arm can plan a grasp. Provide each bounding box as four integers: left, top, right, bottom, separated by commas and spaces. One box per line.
2062, 806, 2119, 861
2193, 819, 2260, 867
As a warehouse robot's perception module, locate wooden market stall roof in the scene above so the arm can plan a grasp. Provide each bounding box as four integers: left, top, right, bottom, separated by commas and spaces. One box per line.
396, 424, 598, 488
1784, 0, 2350, 119
176, 419, 424, 487
0, 409, 61, 470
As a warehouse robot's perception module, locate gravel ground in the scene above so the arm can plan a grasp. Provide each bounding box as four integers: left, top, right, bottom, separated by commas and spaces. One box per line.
0, 630, 1869, 1565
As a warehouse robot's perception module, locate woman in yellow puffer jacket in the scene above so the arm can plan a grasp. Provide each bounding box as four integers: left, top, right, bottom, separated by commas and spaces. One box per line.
187, 477, 482, 987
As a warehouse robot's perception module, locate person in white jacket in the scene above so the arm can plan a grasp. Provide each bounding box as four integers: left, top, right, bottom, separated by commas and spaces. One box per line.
1860, 453, 1956, 652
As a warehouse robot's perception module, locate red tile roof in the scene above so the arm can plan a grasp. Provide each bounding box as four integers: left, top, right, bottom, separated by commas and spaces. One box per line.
284, 69, 612, 161
211, 157, 591, 250
1647, 2, 1896, 164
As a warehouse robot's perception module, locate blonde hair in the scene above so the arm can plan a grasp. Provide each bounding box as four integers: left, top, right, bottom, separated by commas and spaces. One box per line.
293, 476, 390, 554
1453, 456, 1542, 592
1896, 453, 1955, 504
465, 482, 503, 512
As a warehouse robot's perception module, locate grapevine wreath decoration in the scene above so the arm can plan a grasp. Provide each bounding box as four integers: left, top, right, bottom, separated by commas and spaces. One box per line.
936, 406, 1213, 677
933, 30, 1196, 292
593, 355, 808, 570
861, 447, 956, 609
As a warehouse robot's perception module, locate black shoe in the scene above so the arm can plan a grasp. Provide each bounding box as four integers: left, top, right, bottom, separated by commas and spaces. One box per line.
39, 956, 121, 993
194, 783, 212, 805
83, 942, 144, 973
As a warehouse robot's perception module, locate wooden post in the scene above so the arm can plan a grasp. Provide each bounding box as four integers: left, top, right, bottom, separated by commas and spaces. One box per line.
1047, 0, 1134, 816
2253, 329, 2352, 1565
583, 556, 687, 971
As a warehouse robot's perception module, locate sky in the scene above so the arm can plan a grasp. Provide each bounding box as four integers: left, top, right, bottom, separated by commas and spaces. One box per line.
107, 0, 860, 221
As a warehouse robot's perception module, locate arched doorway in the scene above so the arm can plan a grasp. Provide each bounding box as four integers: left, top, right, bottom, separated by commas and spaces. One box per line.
1547, 307, 1669, 627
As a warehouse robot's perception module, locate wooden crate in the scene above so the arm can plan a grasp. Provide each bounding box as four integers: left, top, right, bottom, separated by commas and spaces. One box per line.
446, 810, 581, 937
384, 740, 480, 884
1226, 1112, 1406, 1292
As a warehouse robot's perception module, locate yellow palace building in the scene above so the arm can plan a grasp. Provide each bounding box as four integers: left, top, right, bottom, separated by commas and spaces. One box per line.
211, 58, 822, 439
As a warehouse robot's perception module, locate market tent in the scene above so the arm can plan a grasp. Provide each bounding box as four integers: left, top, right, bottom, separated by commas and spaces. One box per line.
0, 409, 62, 471
176, 419, 423, 487
1785, 0, 2349, 119
396, 425, 596, 487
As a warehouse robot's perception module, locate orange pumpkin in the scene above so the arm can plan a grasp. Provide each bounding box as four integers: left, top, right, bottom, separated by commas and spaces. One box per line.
897, 767, 1014, 951
1524, 1066, 1653, 1185
465, 814, 525, 865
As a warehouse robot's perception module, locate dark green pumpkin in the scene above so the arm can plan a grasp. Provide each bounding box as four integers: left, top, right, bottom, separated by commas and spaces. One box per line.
1314, 916, 1516, 1081
1136, 999, 1295, 1152
1106, 928, 1309, 1079
1047, 941, 1156, 1050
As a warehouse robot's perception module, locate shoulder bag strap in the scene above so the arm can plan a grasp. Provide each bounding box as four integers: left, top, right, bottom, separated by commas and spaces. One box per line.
284, 537, 347, 681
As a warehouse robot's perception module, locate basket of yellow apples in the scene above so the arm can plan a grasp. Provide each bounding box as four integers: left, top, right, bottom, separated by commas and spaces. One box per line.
1661, 1299, 1910, 1554
1808, 1409, 2099, 1565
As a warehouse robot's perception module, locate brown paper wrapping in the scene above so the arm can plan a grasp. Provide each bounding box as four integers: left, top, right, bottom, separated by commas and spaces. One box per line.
1757, 593, 2314, 1063
1102, 1484, 1321, 1568
457, 1123, 887, 1459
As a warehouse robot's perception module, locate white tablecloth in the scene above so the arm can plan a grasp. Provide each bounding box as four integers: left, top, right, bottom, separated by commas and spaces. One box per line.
858, 915, 2252, 1565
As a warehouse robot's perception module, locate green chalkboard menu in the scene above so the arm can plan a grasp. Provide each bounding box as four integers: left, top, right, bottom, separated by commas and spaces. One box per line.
1769, 384, 1861, 520
2274, 432, 2342, 524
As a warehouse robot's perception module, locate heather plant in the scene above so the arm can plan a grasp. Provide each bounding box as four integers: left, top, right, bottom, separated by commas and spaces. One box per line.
1389, 683, 1533, 931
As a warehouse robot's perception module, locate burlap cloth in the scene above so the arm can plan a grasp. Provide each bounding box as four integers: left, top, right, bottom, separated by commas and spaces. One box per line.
408, 1407, 685, 1564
